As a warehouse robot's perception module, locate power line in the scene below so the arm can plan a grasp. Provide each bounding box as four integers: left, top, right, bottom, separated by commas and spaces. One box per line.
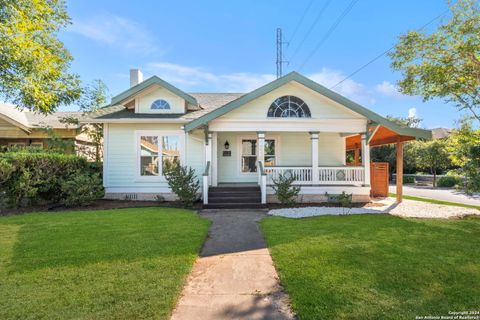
299, 0, 359, 71
329, 9, 449, 90
288, 0, 332, 64
287, 0, 314, 46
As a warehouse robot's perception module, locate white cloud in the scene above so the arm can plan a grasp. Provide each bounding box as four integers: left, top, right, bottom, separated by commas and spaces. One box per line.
145, 63, 376, 106
146, 62, 275, 92
69, 14, 158, 53
308, 68, 376, 106
375, 81, 402, 98
408, 107, 417, 118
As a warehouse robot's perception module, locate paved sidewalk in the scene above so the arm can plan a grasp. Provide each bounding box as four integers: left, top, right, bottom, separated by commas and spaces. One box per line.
389, 185, 480, 206
170, 209, 294, 320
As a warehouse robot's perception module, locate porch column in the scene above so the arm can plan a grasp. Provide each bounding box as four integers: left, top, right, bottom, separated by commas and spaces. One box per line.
212, 132, 218, 186
310, 132, 319, 185
205, 131, 212, 185
396, 141, 404, 203
361, 133, 371, 186
257, 131, 265, 167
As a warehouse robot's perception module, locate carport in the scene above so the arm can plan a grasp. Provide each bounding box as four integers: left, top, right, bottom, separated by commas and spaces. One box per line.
346, 124, 432, 202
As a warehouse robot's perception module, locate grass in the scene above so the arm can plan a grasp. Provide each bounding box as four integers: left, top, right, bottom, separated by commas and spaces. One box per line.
261, 214, 480, 320
389, 192, 480, 210
0, 207, 210, 320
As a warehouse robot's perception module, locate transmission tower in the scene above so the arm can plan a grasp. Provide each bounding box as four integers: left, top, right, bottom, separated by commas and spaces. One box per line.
276, 28, 288, 78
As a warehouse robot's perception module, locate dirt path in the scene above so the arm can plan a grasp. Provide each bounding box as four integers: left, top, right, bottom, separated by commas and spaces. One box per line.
170, 209, 295, 320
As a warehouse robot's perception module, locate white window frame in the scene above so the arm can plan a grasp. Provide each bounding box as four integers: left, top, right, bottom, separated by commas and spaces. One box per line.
8, 142, 26, 148
135, 130, 185, 182
236, 134, 280, 176
30, 142, 43, 148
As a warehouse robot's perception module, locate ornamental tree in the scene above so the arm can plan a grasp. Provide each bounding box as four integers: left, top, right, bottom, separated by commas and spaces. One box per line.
389, 0, 480, 123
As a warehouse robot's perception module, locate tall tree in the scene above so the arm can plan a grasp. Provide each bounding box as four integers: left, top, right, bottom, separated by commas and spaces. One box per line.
389, 0, 480, 123
0, 0, 81, 113
447, 118, 480, 192
62, 80, 109, 162
414, 140, 451, 187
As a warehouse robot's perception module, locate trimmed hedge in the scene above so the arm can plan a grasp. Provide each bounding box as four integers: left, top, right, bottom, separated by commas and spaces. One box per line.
0, 151, 104, 207
437, 176, 461, 188
403, 175, 415, 184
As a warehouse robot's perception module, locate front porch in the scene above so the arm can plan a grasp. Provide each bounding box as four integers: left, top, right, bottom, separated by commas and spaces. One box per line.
201, 130, 372, 205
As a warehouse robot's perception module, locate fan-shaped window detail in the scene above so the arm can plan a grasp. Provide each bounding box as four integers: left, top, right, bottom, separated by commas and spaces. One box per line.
267, 96, 311, 118
151, 99, 170, 110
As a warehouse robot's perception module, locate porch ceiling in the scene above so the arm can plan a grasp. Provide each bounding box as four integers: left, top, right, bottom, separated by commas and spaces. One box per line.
346, 126, 418, 150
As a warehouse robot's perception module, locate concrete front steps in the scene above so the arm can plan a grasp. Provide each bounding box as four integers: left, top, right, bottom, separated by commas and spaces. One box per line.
203, 186, 267, 209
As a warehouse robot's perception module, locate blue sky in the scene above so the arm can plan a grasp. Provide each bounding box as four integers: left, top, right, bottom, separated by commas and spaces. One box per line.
60, 0, 462, 129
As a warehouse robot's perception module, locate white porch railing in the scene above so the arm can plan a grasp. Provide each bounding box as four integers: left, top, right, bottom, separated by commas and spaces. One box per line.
264, 166, 365, 185
264, 167, 312, 185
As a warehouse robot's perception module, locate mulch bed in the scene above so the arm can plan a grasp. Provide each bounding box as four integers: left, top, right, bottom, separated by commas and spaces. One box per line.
0, 199, 203, 216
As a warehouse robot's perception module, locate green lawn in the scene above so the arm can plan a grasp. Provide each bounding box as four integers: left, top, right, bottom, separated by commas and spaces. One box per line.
389, 193, 480, 210
0, 207, 210, 320
261, 214, 480, 320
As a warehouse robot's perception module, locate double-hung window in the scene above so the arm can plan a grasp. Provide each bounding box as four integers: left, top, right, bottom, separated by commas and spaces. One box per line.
240, 138, 277, 173
138, 132, 182, 178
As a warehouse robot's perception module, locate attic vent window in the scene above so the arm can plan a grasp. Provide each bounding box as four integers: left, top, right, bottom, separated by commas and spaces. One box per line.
267, 96, 311, 118
151, 99, 170, 110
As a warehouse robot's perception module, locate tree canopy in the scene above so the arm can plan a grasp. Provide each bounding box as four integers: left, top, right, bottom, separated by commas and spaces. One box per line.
0, 0, 81, 113
389, 0, 480, 123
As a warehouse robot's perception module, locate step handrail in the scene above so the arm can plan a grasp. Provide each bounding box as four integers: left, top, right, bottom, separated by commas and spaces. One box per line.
257, 161, 267, 204
203, 161, 210, 205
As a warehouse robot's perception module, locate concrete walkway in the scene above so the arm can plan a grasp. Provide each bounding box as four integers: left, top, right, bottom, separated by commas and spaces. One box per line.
389, 185, 480, 206
170, 209, 295, 320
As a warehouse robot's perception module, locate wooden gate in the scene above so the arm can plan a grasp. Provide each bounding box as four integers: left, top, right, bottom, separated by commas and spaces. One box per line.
370, 162, 389, 197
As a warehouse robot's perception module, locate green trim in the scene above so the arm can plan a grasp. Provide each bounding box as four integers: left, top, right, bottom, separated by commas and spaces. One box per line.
184, 71, 431, 140
111, 76, 198, 106
367, 124, 380, 144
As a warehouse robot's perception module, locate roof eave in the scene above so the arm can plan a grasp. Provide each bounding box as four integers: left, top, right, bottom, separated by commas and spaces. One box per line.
111, 76, 198, 107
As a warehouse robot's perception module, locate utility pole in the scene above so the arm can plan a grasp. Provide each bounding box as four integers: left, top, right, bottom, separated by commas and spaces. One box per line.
276, 28, 288, 78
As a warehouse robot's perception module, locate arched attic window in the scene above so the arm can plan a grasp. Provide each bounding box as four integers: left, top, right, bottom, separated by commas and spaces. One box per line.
267, 96, 311, 118
151, 99, 170, 110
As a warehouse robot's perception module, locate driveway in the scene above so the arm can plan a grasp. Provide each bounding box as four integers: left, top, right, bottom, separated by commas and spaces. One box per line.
170, 209, 295, 320
389, 185, 480, 206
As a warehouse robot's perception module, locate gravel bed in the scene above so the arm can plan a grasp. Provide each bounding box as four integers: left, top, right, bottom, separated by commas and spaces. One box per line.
268, 198, 480, 219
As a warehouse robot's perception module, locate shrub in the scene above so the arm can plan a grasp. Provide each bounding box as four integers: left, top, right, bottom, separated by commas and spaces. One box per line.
0, 151, 103, 207
61, 171, 104, 206
335, 192, 353, 215
163, 160, 199, 207
403, 175, 415, 184
272, 173, 301, 206
437, 176, 461, 188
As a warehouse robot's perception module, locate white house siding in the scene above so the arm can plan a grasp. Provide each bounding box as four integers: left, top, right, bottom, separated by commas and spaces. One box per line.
104, 123, 203, 200
137, 85, 185, 114
219, 81, 364, 120
216, 131, 345, 183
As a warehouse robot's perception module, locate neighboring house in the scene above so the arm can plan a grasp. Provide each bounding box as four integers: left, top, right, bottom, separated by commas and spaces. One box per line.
84, 70, 431, 206
431, 127, 452, 139
0, 103, 92, 153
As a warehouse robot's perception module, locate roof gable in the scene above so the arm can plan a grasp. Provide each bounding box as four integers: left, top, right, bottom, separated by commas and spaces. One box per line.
111, 76, 198, 107
184, 72, 431, 139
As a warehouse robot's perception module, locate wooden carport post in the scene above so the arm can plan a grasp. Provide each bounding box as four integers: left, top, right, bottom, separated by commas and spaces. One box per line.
354, 144, 360, 166
396, 141, 404, 203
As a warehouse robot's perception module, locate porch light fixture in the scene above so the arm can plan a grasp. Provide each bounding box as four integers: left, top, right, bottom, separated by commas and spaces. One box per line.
224, 141, 230, 150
